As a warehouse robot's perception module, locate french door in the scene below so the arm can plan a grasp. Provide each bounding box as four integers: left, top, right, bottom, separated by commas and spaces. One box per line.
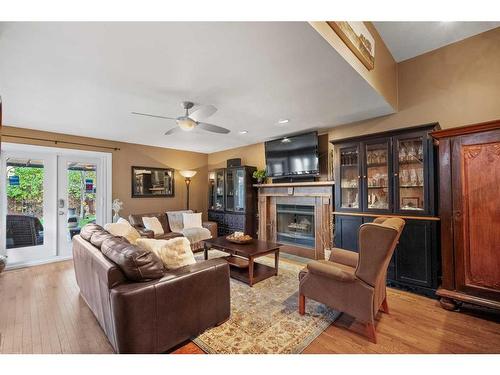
1, 143, 111, 268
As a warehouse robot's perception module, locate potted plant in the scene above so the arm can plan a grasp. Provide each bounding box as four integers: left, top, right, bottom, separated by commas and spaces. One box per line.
252, 169, 267, 184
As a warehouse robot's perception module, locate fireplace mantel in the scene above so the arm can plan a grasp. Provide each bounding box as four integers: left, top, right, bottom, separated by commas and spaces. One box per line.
256, 181, 334, 260
253, 181, 334, 188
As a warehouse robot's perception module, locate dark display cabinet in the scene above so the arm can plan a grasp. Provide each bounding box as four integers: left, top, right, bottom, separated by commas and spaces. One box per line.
208, 165, 257, 237
332, 123, 440, 297
208, 168, 225, 211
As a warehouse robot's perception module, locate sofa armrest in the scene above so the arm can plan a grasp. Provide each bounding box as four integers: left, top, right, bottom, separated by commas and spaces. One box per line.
202, 221, 218, 238
109, 258, 230, 353
329, 248, 359, 268
136, 227, 155, 238
307, 261, 356, 282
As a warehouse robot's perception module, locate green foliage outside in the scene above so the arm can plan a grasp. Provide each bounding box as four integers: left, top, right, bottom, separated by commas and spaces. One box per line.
7, 166, 96, 225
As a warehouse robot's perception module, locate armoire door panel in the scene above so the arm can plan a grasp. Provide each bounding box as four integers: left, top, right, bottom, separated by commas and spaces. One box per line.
453, 133, 500, 301
460, 142, 500, 292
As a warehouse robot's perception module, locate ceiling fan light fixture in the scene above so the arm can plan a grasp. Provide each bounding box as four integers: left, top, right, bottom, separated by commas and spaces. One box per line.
177, 117, 197, 131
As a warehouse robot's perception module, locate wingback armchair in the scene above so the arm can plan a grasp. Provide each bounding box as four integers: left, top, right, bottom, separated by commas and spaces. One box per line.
298, 217, 405, 343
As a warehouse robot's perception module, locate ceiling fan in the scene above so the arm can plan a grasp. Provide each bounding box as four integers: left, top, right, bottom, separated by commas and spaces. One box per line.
132, 101, 230, 135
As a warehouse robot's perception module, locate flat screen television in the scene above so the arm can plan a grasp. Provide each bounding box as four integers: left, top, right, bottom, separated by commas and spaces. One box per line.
265, 131, 319, 178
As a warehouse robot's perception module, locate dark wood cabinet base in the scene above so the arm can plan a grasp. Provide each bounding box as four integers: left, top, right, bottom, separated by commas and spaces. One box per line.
437, 288, 500, 311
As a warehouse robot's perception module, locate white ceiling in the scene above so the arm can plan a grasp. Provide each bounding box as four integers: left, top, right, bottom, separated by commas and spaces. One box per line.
374, 22, 500, 62
0, 22, 393, 153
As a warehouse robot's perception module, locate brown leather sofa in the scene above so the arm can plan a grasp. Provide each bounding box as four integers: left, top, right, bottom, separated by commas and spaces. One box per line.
128, 211, 217, 251
73, 224, 230, 353
298, 217, 405, 343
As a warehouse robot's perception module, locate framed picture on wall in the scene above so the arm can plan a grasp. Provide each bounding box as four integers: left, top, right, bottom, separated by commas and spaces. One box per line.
131, 166, 175, 198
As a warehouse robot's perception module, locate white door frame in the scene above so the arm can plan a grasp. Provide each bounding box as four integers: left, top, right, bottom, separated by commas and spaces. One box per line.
0, 142, 112, 269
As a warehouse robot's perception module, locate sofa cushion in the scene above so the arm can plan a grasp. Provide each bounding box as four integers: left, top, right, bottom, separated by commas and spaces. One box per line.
136, 237, 196, 270
104, 222, 141, 244
90, 229, 117, 249
142, 216, 165, 236
80, 224, 105, 241
101, 237, 165, 281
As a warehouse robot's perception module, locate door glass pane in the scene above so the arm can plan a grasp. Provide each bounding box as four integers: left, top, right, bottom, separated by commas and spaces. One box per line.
66, 162, 97, 242
340, 147, 359, 209
366, 142, 389, 209
5, 158, 45, 249
215, 170, 224, 210
234, 169, 245, 212
398, 137, 424, 211
226, 169, 234, 211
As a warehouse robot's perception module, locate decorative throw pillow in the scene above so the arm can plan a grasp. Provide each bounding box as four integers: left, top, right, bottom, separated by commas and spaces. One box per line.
104, 222, 141, 244
183, 212, 202, 229
142, 216, 165, 236
136, 237, 196, 270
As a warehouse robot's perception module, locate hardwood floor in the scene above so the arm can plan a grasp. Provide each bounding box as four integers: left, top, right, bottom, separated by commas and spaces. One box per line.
1, 260, 499, 354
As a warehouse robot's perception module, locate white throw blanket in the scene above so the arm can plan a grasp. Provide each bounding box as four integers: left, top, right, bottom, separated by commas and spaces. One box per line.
166, 210, 212, 244
166, 210, 192, 233
182, 227, 212, 243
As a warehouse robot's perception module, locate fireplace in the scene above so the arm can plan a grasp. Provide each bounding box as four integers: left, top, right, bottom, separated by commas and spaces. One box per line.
255, 181, 334, 260
276, 204, 315, 248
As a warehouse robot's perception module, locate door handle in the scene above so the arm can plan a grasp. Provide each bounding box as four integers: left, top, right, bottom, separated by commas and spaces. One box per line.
58, 211, 65, 216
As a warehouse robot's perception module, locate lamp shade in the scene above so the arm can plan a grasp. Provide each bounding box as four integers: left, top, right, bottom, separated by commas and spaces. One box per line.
179, 170, 197, 178
208, 171, 216, 180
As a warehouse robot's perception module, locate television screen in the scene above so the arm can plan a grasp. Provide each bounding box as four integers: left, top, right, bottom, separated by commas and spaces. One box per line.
265, 132, 319, 178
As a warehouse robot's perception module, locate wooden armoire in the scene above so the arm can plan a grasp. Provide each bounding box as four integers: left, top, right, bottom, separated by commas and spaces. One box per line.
432, 120, 500, 311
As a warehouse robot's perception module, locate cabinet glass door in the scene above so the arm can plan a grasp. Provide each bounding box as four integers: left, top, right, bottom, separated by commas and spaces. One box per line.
396, 136, 425, 212
364, 140, 390, 211
233, 169, 246, 212
214, 170, 225, 210
339, 146, 361, 210
225, 169, 234, 212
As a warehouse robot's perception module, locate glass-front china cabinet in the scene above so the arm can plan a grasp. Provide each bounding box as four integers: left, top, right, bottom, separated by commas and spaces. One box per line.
208, 166, 257, 237
332, 123, 439, 298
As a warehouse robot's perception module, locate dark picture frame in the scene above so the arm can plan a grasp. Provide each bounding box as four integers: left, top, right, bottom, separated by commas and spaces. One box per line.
131, 166, 175, 198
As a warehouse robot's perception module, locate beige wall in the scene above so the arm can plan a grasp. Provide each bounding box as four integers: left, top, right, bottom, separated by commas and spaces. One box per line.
208, 142, 266, 171
1, 126, 209, 218
309, 22, 398, 111
329, 27, 500, 141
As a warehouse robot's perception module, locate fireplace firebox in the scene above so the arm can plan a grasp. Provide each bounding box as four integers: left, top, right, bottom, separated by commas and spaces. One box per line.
276, 204, 315, 248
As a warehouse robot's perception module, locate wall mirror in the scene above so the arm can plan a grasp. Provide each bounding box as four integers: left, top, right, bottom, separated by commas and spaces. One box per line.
131, 166, 174, 198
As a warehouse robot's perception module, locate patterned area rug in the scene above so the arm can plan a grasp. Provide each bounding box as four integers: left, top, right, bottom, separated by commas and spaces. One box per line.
193, 250, 340, 354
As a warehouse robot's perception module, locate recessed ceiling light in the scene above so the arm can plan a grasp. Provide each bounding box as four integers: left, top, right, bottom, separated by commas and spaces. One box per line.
238, 130, 248, 134
277, 119, 289, 124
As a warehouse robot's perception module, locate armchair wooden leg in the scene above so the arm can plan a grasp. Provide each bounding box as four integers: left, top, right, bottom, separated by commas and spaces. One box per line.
299, 294, 305, 315
365, 322, 377, 344
380, 297, 390, 314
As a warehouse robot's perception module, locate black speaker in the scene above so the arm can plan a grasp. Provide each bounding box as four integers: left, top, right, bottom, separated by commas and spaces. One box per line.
227, 158, 242, 167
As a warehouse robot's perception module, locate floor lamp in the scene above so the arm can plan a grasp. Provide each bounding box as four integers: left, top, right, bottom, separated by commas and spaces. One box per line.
179, 170, 197, 210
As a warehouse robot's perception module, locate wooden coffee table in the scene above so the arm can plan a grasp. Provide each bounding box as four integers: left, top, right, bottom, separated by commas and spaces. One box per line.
203, 236, 282, 287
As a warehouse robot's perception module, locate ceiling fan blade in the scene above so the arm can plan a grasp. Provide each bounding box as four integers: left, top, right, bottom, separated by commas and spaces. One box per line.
132, 112, 177, 121
164, 127, 181, 135
197, 122, 230, 134
189, 105, 217, 122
